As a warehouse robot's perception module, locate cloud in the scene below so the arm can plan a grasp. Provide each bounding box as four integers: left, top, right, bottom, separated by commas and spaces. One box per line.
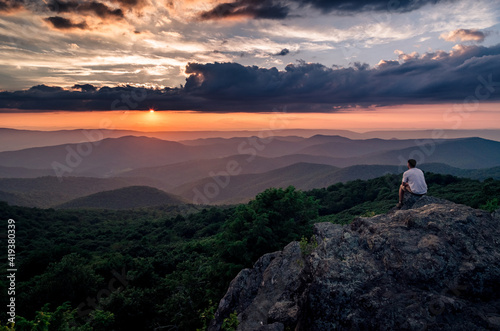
377, 60, 399, 68
72, 83, 97, 92
440, 28, 487, 42
297, 0, 449, 13
197, 0, 449, 20
28, 85, 64, 93
275, 48, 290, 56
45, 16, 88, 30
110, 0, 149, 10
48, 0, 124, 20
79, 1, 124, 19
0, 85, 192, 112
1, 43, 500, 112
198, 0, 289, 21
0, 0, 23, 13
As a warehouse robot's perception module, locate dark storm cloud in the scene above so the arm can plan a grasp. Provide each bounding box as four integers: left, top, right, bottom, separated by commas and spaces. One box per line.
199, 0, 289, 20
28, 85, 64, 92
47, 0, 77, 13
0, 85, 196, 112
72, 83, 97, 92
275, 48, 290, 56
1, 44, 500, 112
198, 0, 449, 20
45, 16, 88, 29
298, 0, 449, 13
47, 0, 124, 19
79, 1, 124, 18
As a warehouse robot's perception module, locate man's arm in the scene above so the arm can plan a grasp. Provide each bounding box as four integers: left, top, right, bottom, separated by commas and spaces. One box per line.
402, 171, 409, 186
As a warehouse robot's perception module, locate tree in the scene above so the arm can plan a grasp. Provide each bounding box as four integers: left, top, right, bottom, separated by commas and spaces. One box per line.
219, 186, 319, 266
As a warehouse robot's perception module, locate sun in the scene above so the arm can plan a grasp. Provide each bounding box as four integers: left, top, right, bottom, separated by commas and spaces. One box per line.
149, 109, 155, 113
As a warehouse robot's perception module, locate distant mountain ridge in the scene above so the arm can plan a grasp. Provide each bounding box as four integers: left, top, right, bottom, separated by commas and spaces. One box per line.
119, 154, 344, 187
2, 133, 500, 208
0, 176, 168, 208
57, 186, 186, 209
0, 136, 197, 175
364, 137, 500, 169
173, 162, 500, 205
175, 162, 339, 204
1, 161, 499, 208
0, 165, 53, 178
3, 135, 498, 178
2, 128, 500, 152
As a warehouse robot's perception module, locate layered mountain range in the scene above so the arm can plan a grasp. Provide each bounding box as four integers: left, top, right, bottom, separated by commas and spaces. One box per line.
1, 129, 500, 208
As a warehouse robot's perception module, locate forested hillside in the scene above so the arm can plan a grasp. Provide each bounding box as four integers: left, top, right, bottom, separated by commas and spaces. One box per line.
1, 173, 498, 330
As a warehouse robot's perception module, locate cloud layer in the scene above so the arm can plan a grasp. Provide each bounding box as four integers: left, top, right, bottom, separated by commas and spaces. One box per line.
1, 0, 499, 102
199, 0, 289, 20
1, 43, 499, 112
198, 0, 449, 20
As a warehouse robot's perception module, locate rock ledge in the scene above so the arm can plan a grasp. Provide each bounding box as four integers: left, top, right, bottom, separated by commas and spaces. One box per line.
209, 197, 500, 330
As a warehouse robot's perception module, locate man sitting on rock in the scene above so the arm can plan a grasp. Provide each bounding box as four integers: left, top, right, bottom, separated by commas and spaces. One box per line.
397, 159, 427, 208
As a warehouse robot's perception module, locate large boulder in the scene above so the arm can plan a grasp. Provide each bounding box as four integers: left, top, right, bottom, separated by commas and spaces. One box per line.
209, 198, 500, 330
398, 194, 449, 210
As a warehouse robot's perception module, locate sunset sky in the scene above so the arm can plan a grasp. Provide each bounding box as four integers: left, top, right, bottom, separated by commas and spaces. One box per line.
0, 0, 499, 131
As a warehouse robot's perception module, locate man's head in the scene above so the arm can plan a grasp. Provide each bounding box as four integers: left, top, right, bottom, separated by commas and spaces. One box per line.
408, 159, 417, 168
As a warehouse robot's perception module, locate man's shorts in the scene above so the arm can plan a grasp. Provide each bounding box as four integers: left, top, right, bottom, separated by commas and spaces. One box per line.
402, 184, 425, 196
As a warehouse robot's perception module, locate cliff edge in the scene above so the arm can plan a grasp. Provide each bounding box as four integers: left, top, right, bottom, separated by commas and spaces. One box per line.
209, 196, 500, 330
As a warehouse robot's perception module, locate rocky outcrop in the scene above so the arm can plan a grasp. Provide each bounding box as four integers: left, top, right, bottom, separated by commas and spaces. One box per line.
209, 197, 500, 330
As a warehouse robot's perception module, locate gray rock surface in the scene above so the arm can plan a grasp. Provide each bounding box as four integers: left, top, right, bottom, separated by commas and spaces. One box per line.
493, 208, 500, 220
398, 194, 450, 211
209, 197, 500, 330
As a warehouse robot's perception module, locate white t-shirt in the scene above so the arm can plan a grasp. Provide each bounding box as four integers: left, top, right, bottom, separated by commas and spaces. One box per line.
402, 167, 427, 195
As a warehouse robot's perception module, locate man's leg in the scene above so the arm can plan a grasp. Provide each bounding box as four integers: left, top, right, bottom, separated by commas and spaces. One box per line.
398, 184, 405, 206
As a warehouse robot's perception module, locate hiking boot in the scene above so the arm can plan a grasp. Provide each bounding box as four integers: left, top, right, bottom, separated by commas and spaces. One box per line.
396, 202, 403, 209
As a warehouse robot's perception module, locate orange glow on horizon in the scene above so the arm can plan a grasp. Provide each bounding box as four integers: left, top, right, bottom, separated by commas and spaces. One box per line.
0, 103, 499, 132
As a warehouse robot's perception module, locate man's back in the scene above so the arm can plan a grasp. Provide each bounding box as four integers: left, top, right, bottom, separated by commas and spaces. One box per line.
402, 167, 427, 195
